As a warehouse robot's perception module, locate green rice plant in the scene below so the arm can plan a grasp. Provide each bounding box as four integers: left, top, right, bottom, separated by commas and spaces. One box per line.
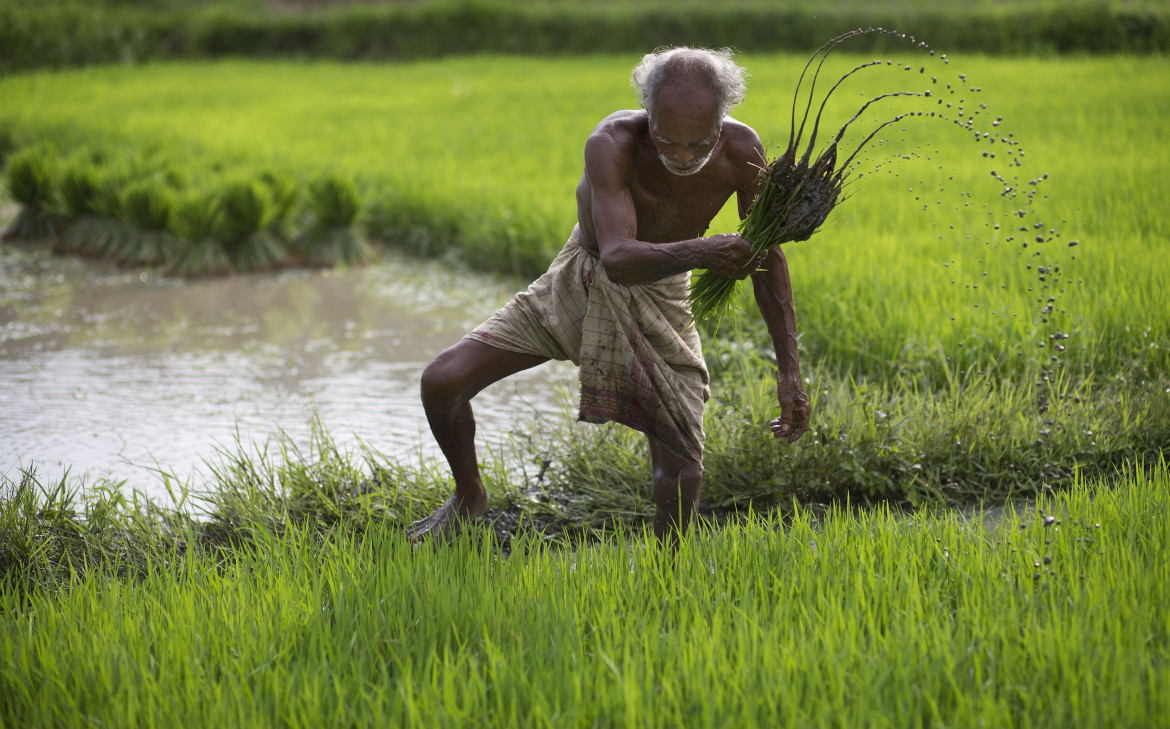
0, 460, 1166, 727
215, 177, 272, 244
215, 177, 287, 271
690, 31, 928, 327
296, 172, 376, 266
299, 225, 377, 267
56, 162, 100, 217
76, 163, 138, 259
0, 127, 14, 167
115, 179, 178, 265
259, 169, 297, 236
54, 161, 107, 254
0, 55, 1164, 383
168, 188, 230, 276
160, 164, 188, 191
2, 147, 64, 240
308, 172, 361, 228
4, 148, 51, 208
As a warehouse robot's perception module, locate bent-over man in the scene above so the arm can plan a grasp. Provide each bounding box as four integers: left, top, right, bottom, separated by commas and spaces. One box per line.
410, 47, 811, 543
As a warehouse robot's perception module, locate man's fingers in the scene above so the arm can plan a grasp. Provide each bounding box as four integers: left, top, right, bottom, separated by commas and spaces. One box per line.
771, 417, 808, 442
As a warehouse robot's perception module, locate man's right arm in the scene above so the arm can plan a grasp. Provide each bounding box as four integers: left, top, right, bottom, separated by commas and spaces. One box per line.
585, 128, 754, 285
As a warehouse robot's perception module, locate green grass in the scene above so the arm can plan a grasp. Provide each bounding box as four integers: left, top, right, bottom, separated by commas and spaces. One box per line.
0, 50, 1166, 729
0, 53, 1166, 381
0, 52, 1165, 506
2, 459, 1166, 727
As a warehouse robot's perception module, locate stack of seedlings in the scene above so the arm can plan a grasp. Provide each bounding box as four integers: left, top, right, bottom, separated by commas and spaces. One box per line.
83, 162, 139, 261
215, 177, 287, 272
169, 188, 230, 276
55, 161, 104, 255
296, 172, 375, 267
2, 148, 64, 241
690, 30, 925, 326
118, 179, 177, 265
1, 147, 313, 276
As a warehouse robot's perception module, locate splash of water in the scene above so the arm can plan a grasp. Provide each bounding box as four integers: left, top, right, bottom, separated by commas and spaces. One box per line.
749, 27, 1078, 445
800, 28, 1075, 387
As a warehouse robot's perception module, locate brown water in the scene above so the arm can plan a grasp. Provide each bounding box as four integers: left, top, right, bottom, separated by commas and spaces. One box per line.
0, 240, 576, 502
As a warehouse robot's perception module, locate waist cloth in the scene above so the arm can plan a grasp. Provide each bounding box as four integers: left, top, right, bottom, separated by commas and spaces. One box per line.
465, 225, 710, 463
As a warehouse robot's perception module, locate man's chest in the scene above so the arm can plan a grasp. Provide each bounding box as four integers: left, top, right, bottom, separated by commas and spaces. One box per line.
628, 173, 736, 242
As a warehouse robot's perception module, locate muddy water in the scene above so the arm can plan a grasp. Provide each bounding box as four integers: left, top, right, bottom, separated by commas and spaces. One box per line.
0, 242, 576, 502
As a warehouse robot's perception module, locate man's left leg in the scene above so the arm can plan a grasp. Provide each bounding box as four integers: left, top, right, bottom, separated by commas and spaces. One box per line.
648, 435, 702, 543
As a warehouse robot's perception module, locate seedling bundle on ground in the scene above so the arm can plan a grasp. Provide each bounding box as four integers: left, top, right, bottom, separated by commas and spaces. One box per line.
1, 148, 375, 275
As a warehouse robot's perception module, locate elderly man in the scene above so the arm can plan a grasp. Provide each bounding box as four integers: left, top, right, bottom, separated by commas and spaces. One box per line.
410, 47, 811, 543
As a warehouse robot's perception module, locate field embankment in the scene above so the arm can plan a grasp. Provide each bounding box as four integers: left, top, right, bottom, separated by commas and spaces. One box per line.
2, 0, 1168, 74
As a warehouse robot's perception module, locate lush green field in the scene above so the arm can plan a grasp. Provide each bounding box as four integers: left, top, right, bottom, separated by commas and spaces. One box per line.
1, 47, 1166, 729
0, 52, 1166, 505
2, 461, 1166, 727
1, 53, 1166, 377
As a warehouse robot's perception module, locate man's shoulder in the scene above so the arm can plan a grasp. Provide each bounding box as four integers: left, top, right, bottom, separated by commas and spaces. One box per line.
717, 117, 765, 187
583, 111, 645, 178
587, 110, 646, 146
719, 117, 764, 160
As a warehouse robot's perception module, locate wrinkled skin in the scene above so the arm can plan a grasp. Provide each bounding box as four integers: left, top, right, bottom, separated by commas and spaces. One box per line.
411, 70, 810, 545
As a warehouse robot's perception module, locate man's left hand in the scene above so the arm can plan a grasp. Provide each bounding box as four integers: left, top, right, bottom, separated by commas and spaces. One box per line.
770, 375, 810, 443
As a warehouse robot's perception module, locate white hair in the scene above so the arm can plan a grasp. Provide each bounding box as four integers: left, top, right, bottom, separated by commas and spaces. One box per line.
631, 46, 748, 120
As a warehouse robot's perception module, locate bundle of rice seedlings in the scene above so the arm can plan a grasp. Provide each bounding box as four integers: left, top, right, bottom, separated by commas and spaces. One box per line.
56, 162, 105, 255
117, 179, 178, 265
161, 165, 188, 192
83, 165, 137, 260
259, 170, 298, 243
690, 30, 924, 327
0, 128, 14, 168
215, 178, 286, 272
2, 148, 65, 241
169, 189, 230, 277
296, 172, 375, 267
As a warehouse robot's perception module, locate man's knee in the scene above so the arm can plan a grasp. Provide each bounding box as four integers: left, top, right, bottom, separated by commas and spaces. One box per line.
652, 460, 701, 505
420, 347, 471, 412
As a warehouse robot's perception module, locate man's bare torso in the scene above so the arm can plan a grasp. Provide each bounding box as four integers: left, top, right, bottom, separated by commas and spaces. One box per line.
575, 110, 761, 257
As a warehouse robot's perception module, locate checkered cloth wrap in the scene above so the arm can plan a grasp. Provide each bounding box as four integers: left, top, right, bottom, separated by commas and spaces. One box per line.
465, 226, 710, 463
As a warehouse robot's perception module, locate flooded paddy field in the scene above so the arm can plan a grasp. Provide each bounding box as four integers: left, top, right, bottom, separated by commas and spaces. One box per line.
0, 239, 575, 501
1, 54, 1166, 513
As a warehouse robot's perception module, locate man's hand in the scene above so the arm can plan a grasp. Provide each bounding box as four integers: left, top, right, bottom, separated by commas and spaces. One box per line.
770, 374, 810, 443
701, 233, 759, 279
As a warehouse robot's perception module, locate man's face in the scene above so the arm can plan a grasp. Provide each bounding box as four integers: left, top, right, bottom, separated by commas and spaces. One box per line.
648, 80, 722, 177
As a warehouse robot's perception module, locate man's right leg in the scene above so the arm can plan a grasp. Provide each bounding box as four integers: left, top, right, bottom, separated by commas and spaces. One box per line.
408, 338, 548, 541
648, 435, 703, 546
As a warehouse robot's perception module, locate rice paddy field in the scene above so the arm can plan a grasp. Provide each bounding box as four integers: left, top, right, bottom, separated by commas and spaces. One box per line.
2, 463, 1167, 727
1, 53, 1166, 379
1, 48, 1168, 727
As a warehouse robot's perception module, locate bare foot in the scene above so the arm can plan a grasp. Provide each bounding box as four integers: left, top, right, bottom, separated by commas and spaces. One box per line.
406, 492, 488, 543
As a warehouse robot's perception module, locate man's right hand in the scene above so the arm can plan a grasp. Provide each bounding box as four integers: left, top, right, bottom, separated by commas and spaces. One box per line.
701, 233, 758, 279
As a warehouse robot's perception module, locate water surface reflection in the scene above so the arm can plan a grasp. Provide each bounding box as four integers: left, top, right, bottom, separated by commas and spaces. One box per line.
0, 245, 575, 502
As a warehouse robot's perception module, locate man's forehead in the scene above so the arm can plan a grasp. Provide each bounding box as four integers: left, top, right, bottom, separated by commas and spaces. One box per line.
657, 77, 717, 109
649, 106, 722, 141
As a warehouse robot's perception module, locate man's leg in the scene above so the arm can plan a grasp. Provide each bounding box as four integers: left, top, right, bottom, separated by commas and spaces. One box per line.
408, 338, 548, 541
647, 435, 703, 544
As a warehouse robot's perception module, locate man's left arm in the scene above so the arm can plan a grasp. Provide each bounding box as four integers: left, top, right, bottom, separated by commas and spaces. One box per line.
738, 183, 811, 443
